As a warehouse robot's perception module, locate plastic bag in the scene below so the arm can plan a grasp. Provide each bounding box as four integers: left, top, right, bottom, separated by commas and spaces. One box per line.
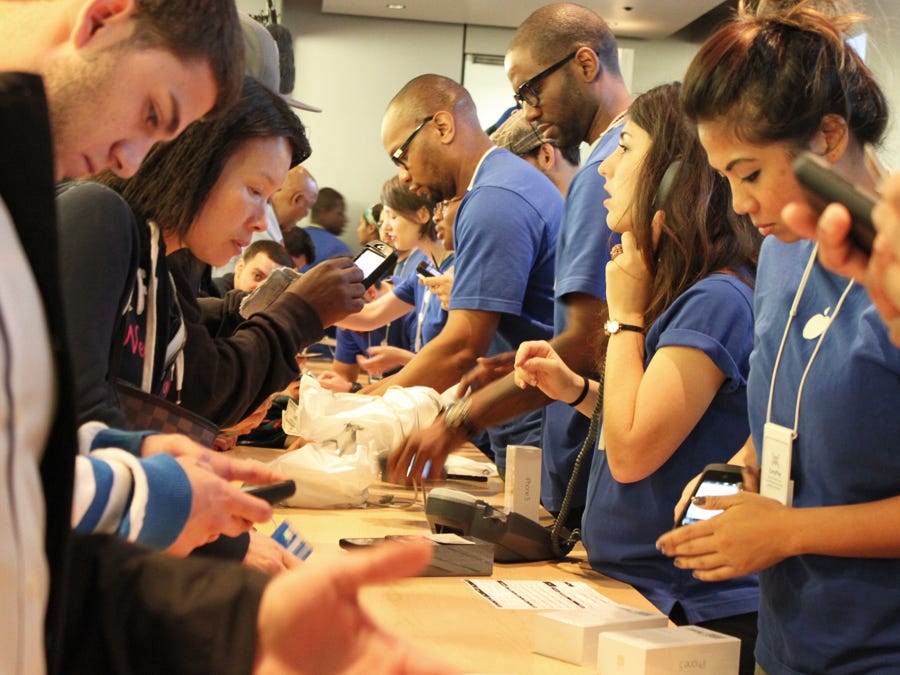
270, 375, 445, 508
269, 439, 378, 509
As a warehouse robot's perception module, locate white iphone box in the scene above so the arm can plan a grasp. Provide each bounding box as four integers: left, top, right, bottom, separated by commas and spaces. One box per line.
596, 625, 739, 675
504, 444, 542, 522
533, 605, 668, 666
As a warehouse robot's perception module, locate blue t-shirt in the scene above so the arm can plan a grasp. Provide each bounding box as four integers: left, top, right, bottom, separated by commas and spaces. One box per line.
450, 148, 562, 468
542, 124, 624, 512
582, 273, 759, 623
748, 238, 900, 674
393, 253, 455, 350
450, 148, 560, 343
333, 326, 387, 364
299, 226, 351, 272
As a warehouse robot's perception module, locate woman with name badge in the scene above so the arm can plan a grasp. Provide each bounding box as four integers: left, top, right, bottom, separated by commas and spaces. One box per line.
513, 82, 761, 674
656, 2, 900, 673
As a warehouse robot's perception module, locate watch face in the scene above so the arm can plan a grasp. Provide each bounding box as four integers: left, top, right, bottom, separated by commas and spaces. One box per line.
605, 320, 619, 334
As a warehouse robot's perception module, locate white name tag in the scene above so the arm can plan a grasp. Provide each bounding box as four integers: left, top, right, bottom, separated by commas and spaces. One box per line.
761, 422, 794, 506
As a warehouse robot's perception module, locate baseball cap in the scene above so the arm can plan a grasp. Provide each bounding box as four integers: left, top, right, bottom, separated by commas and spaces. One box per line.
241, 14, 322, 113
490, 109, 546, 156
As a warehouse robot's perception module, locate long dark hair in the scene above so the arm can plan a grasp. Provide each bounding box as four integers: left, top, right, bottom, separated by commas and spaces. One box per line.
626, 82, 760, 327
681, 0, 887, 150
99, 76, 310, 240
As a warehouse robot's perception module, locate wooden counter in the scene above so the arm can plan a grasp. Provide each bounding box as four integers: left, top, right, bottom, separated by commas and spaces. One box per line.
230, 445, 662, 674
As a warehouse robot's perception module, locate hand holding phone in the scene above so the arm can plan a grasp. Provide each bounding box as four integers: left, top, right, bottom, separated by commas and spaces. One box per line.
242, 479, 296, 504
416, 261, 436, 278
793, 151, 878, 255
674, 464, 743, 527
353, 241, 398, 287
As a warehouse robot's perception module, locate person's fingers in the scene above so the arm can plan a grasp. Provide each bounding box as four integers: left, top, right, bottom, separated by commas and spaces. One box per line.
207, 454, 285, 484
655, 519, 714, 554
281, 547, 303, 570
387, 442, 415, 483
221, 486, 274, 525
781, 200, 820, 240
333, 539, 434, 592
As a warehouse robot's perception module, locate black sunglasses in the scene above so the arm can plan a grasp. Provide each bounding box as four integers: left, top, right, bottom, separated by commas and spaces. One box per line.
391, 115, 435, 169
513, 51, 578, 108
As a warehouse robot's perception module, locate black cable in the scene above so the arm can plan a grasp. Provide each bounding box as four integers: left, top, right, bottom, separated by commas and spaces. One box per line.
550, 361, 605, 558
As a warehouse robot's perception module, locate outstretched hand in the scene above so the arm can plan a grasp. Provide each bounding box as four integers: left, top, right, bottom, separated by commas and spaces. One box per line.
254, 538, 461, 675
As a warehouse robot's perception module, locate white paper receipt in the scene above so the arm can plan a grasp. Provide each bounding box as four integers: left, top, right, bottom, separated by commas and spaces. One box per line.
464, 580, 616, 610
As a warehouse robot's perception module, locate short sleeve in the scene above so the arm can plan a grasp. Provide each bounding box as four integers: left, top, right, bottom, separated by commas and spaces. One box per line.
650, 275, 755, 393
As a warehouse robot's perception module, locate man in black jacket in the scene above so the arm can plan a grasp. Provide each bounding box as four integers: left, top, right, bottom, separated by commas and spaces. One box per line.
0, 1, 449, 674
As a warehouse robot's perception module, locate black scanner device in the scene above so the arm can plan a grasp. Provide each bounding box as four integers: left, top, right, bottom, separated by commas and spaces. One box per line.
424, 488, 572, 563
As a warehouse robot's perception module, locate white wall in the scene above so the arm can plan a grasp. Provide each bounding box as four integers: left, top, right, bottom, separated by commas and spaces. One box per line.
859, 0, 900, 164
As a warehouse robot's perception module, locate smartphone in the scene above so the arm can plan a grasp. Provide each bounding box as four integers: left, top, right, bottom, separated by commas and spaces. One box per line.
242, 479, 296, 504
416, 260, 436, 278
793, 151, 878, 255
353, 241, 398, 287
675, 464, 743, 527
339, 537, 383, 549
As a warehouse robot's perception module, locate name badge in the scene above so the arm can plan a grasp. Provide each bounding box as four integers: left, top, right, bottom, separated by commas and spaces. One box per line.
761, 422, 794, 506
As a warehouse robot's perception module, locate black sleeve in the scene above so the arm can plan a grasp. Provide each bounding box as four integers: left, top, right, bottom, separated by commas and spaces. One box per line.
197, 290, 248, 338
171, 263, 324, 427
62, 534, 267, 675
56, 182, 137, 428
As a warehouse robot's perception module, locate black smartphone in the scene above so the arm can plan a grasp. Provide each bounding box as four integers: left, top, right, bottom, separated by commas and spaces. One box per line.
353, 241, 398, 287
416, 261, 436, 278
674, 464, 743, 527
793, 151, 878, 255
242, 479, 296, 504
339, 537, 384, 549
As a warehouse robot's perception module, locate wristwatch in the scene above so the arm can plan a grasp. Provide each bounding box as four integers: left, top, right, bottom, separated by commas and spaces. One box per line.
442, 397, 477, 436
604, 319, 643, 336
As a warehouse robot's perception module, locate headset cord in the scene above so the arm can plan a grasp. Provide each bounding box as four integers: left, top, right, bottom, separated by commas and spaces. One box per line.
550, 361, 605, 559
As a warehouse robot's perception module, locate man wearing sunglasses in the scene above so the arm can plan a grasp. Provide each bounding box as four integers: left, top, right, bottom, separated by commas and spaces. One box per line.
392, 4, 631, 528
380, 74, 563, 478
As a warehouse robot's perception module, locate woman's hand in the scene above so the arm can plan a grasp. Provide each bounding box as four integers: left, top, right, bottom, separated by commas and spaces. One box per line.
657, 490, 794, 581
421, 268, 454, 311
605, 228, 654, 324
513, 340, 582, 403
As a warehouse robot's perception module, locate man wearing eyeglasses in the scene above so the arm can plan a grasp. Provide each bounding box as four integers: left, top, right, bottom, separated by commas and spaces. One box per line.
391, 4, 632, 528
379, 73, 563, 477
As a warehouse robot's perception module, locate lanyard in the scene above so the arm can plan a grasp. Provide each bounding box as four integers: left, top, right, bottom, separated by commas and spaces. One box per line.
414, 287, 431, 353
766, 243, 855, 435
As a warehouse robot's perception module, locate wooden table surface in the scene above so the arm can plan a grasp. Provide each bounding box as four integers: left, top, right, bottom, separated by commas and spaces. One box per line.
230, 444, 663, 674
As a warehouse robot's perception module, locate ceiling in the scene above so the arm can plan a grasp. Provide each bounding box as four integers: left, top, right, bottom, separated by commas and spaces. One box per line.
319, 0, 734, 40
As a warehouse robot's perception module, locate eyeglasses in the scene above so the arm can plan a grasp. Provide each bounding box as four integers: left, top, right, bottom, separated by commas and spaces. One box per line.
433, 196, 462, 220
391, 115, 435, 170
513, 51, 578, 109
